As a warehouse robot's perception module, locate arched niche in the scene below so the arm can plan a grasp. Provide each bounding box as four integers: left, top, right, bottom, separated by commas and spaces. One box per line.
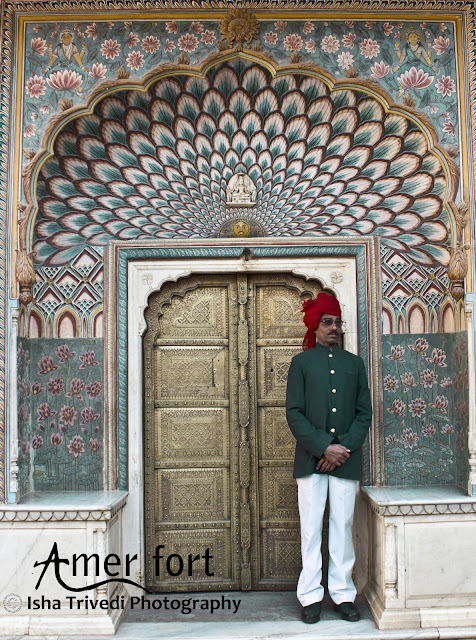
407, 301, 427, 334
441, 301, 456, 333
55, 309, 78, 338
17, 51, 457, 271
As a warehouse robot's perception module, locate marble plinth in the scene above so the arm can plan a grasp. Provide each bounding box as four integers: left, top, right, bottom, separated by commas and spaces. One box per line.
363, 486, 476, 630
0, 491, 129, 635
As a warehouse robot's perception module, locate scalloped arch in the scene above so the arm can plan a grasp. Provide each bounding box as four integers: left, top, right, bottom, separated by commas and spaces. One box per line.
24, 52, 458, 266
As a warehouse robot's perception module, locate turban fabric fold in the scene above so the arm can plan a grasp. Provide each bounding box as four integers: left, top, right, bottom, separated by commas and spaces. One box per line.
301, 293, 342, 351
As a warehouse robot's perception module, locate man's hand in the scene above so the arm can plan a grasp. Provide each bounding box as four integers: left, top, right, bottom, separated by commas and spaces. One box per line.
316, 444, 350, 472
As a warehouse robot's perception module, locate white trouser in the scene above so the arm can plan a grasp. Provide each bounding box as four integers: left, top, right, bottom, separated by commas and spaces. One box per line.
296, 473, 359, 606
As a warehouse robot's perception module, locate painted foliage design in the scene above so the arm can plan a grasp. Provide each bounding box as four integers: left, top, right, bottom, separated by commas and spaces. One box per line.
17, 338, 104, 491
23, 19, 458, 154
383, 333, 468, 487
34, 60, 449, 266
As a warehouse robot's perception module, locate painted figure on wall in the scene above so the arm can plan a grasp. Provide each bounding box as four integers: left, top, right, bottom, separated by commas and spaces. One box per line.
42, 26, 89, 95
393, 28, 439, 96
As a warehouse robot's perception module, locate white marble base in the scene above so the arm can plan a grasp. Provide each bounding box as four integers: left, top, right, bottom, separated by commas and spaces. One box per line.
0, 492, 129, 636
363, 486, 476, 630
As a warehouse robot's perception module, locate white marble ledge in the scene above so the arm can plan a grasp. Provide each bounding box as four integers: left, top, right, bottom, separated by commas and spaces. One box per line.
0, 491, 128, 522
362, 486, 476, 516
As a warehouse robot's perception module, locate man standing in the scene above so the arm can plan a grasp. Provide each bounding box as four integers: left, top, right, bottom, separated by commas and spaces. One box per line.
286, 293, 372, 624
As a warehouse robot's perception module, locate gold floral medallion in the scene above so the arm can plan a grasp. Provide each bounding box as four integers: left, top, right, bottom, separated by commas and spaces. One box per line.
220, 9, 259, 48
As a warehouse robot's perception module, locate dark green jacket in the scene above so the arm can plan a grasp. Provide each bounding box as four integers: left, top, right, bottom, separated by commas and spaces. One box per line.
286, 343, 372, 480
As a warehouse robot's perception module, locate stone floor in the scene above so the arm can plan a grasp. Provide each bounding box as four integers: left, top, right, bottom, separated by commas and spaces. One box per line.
4, 593, 476, 639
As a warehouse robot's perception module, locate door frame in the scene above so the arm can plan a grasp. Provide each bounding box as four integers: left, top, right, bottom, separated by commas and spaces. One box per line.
105, 237, 380, 595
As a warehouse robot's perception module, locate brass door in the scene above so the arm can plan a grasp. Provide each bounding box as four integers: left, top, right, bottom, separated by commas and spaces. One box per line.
144, 273, 323, 591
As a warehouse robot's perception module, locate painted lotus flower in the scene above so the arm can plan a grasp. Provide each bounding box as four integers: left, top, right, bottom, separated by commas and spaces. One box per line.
320, 34, 339, 53
387, 399, 406, 416
397, 67, 434, 90
31, 113, 38, 121
79, 350, 100, 369
342, 33, 356, 48
32, 435, 44, 449
408, 338, 429, 356
40, 105, 49, 114
164, 39, 176, 53
385, 433, 398, 445
400, 427, 419, 449
426, 348, 447, 367
384, 375, 398, 392
178, 33, 198, 53
50, 432, 63, 446
443, 122, 455, 135
32, 381, 44, 396
55, 344, 76, 363
360, 38, 380, 58
126, 50, 144, 71
101, 38, 121, 59
284, 33, 304, 51
264, 32, 278, 45
26, 75, 46, 98
85, 23, 98, 39
67, 435, 85, 457
31, 37, 47, 55
436, 75, 456, 97
440, 377, 452, 388
59, 405, 77, 426
303, 21, 314, 35
126, 32, 139, 49
399, 372, 417, 392
422, 423, 436, 437
371, 61, 390, 78
46, 70, 83, 91
86, 381, 102, 399
191, 21, 203, 33
201, 30, 216, 45
274, 21, 287, 33
65, 377, 84, 400
305, 39, 316, 53
441, 423, 454, 434
37, 402, 57, 421
80, 406, 100, 425
24, 124, 37, 137
430, 395, 449, 413
37, 355, 59, 375
89, 438, 102, 452
420, 368, 438, 388
432, 36, 450, 55
337, 51, 354, 69
141, 35, 160, 54
387, 345, 405, 361
383, 22, 394, 36
166, 21, 178, 34
47, 377, 64, 396
89, 63, 107, 79
438, 22, 448, 31
409, 397, 426, 418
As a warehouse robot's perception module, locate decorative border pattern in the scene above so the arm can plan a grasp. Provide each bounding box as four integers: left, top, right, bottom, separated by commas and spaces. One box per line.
108, 237, 380, 489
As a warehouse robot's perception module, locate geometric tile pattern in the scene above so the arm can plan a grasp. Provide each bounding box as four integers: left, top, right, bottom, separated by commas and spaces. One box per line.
381, 244, 454, 330
33, 60, 450, 266
31, 246, 103, 336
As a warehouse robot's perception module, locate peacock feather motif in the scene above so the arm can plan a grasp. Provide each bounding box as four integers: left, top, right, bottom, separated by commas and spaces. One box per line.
33, 60, 450, 266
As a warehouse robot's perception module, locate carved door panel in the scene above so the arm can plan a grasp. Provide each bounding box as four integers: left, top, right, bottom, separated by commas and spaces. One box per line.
144, 272, 324, 592
247, 275, 323, 589
144, 275, 240, 591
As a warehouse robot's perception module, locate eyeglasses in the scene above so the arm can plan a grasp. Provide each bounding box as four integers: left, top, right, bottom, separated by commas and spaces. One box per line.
320, 318, 343, 328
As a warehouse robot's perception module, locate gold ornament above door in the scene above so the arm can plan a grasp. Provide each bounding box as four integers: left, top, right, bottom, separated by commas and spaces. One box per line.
143, 272, 327, 592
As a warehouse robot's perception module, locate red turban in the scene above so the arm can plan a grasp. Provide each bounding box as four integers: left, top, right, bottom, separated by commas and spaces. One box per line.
301, 293, 342, 350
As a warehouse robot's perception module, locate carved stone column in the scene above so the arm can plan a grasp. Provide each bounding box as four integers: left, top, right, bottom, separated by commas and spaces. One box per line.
448, 202, 468, 302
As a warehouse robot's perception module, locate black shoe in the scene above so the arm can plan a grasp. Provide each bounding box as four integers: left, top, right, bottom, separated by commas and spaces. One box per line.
334, 601, 360, 622
302, 601, 321, 624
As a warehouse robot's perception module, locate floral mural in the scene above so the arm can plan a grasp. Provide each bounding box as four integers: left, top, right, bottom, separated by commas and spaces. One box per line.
22, 18, 458, 168
382, 332, 468, 487
17, 338, 104, 492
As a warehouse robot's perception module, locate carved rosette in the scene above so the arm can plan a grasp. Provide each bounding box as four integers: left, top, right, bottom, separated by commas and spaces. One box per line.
220, 9, 259, 49
15, 250, 36, 305
448, 201, 468, 302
